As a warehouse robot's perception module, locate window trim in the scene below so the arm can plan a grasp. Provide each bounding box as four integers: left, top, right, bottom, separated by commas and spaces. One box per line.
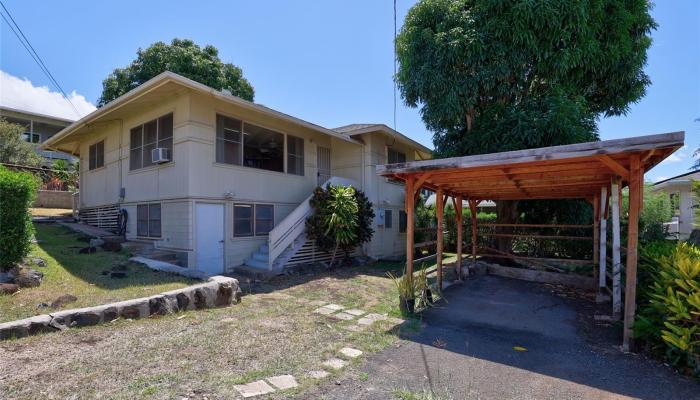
215, 112, 304, 176
129, 113, 174, 171
136, 202, 162, 238
233, 203, 275, 238
88, 140, 105, 170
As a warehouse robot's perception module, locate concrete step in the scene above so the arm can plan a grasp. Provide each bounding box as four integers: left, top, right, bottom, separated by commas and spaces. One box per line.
244, 258, 269, 270
252, 252, 268, 262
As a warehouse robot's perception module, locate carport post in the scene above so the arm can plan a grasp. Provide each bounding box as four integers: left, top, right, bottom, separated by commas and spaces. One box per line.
469, 199, 478, 270
455, 195, 464, 279
599, 186, 608, 291
623, 155, 643, 351
593, 193, 600, 281
436, 188, 444, 290
611, 178, 622, 320
405, 175, 415, 283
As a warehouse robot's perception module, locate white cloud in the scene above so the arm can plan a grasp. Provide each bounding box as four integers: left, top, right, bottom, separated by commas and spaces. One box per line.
0, 70, 95, 121
660, 146, 690, 165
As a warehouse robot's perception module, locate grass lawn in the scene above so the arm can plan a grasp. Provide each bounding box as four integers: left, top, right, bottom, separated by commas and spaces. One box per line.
0, 224, 195, 323
0, 255, 455, 399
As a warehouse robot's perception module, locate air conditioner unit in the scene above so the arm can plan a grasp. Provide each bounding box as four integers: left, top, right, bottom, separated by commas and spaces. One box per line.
151, 148, 170, 164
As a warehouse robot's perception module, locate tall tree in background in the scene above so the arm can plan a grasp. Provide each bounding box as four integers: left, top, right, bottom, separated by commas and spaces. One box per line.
0, 118, 43, 167
396, 0, 656, 252
98, 39, 254, 106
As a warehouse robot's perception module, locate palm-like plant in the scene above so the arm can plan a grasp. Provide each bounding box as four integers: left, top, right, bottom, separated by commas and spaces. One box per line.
324, 185, 359, 266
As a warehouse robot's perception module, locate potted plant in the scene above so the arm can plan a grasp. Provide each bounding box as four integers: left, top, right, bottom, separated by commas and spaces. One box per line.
387, 271, 415, 315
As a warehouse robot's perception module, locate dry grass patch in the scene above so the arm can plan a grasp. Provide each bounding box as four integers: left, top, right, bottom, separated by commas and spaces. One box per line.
0, 224, 195, 322
30, 207, 73, 217
0, 262, 421, 399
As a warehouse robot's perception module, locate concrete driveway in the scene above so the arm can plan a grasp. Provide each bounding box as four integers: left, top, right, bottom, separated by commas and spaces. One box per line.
306, 275, 699, 399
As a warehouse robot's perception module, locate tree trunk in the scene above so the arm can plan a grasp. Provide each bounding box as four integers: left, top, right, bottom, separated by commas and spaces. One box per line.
494, 200, 519, 265
330, 242, 339, 268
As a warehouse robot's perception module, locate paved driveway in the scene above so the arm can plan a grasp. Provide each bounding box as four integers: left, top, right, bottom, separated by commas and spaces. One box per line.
306, 275, 699, 399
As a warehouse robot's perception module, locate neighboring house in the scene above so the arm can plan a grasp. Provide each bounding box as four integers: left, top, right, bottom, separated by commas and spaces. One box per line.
43, 72, 431, 274
0, 106, 77, 165
653, 170, 699, 240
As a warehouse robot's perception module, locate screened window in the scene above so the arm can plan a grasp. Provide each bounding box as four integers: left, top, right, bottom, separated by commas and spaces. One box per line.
23, 132, 40, 143
243, 123, 284, 172
399, 211, 407, 233
287, 135, 304, 176
384, 209, 393, 229
89, 141, 104, 170
137, 203, 161, 237
234, 204, 254, 237
387, 148, 406, 164
130, 113, 173, 170
255, 204, 274, 235
216, 115, 242, 165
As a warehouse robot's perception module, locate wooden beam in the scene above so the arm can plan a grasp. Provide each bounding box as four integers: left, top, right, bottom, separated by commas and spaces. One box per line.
599, 186, 608, 290
481, 233, 593, 241
596, 155, 630, 180
469, 199, 478, 272
436, 188, 445, 290
405, 175, 415, 289
611, 178, 622, 320
480, 223, 593, 229
593, 193, 600, 284
623, 154, 643, 351
455, 195, 464, 279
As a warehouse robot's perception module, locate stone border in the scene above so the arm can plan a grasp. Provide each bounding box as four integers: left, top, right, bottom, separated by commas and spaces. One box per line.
0, 276, 241, 340
486, 264, 595, 289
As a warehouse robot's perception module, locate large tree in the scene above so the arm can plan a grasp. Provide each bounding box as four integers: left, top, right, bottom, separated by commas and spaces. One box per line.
0, 118, 43, 167
396, 0, 656, 254
98, 39, 254, 106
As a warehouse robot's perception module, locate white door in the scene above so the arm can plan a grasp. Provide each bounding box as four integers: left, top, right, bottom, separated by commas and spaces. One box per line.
195, 203, 224, 274
317, 146, 331, 186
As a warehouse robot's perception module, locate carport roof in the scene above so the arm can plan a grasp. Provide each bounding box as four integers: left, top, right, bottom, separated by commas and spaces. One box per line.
376, 131, 684, 201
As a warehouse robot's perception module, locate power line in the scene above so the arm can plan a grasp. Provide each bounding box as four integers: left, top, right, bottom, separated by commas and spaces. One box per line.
0, 1, 81, 117
393, 0, 397, 132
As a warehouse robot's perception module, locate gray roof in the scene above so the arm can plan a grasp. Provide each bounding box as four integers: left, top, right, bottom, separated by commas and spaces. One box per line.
332, 123, 379, 133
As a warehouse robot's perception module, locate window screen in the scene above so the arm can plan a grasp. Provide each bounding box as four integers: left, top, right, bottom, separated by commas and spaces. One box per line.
89, 141, 104, 170
234, 204, 254, 237
216, 114, 242, 165
129, 113, 173, 170
243, 123, 284, 172
287, 135, 304, 176
255, 204, 274, 235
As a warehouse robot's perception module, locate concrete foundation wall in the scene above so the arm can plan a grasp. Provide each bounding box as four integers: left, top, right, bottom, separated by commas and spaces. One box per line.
33, 190, 75, 209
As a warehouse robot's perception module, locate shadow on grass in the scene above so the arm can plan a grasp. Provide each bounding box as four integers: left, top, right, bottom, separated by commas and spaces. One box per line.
34, 223, 195, 290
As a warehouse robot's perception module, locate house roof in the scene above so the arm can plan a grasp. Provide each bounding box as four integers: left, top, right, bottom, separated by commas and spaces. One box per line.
0, 105, 75, 125
333, 123, 433, 157
653, 169, 700, 186
377, 131, 684, 201
42, 72, 365, 154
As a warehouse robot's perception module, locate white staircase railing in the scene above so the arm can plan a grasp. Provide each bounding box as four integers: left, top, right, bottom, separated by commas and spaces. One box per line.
267, 176, 357, 270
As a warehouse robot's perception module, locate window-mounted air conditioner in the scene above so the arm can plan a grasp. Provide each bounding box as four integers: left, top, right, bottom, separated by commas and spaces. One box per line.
151, 148, 170, 164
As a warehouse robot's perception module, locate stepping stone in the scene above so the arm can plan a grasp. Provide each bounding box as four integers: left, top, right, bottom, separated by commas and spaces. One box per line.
344, 324, 365, 332
339, 347, 363, 358
266, 374, 298, 390
356, 317, 374, 326
233, 380, 276, 398
322, 358, 348, 370
344, 309, 366, 316
220, 317, 236, 324
314, 307, 336, 315
323, 304, 345, 311
307, 370, 330, 379
309, 300, 327, 306
331, 312, 355, 321
365, 313, 387, 321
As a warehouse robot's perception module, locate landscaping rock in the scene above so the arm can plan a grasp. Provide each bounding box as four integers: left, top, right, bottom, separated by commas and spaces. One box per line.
234, 380, 276, 398
0, 283, 19, 294
118, 298, 150, 319
339, 347, 363, 358
89, 238, 105, 248
148, 295, 174, 315
331, 312, 355, 321
344, 309, 366, 316
50, 294, 78, 309
30, 257, 47, 267
322, 358, 348, 370
0, 315, 52, 339
15, 267, 43, 288
307, 370, 330, 379
103, 306, 118, 322
72, 309, 103, 327
0, 271, 13, 284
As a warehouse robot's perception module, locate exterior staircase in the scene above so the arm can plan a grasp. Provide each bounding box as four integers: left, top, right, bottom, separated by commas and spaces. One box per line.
239, 177, 357, 274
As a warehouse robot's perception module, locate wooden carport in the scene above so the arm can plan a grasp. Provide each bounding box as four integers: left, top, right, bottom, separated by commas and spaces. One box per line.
377, 131, 684, 350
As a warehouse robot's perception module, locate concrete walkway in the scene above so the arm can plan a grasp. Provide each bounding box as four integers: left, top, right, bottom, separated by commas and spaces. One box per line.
307, 275, 700, 400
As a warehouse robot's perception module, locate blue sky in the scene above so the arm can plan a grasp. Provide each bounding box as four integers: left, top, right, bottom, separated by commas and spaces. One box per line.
1, 0, 698, 181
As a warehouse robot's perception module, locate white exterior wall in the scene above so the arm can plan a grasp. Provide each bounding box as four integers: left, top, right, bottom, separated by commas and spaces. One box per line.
78, 91, 429, 271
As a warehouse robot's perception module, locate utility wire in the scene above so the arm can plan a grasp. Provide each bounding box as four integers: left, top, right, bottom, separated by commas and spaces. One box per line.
393, 0, 397, 132
0, 1, 81, 117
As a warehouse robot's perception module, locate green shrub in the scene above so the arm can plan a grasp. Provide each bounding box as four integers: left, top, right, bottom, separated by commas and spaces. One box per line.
306, 184, 374, 264
622, 185, 674, 243
634, 242, 700, 377
0, 166, 39, 270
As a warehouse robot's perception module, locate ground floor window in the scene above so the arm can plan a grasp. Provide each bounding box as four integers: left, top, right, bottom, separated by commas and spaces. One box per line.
234, 203, 274, 237
384, 209, 393, 229
137, 203, 161, 237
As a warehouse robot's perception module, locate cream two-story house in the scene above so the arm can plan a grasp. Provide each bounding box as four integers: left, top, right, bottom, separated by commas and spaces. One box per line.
43, 72, 431, 274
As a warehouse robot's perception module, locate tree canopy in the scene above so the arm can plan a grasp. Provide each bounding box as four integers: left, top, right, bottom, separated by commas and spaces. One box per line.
98, 39, 254, 106
396, 0, 656, 157
0, 118, 43, 167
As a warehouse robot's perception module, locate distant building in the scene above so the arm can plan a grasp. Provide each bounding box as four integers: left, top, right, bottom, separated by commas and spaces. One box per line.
653, 170, 700, 240
0, 106, 76, 166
